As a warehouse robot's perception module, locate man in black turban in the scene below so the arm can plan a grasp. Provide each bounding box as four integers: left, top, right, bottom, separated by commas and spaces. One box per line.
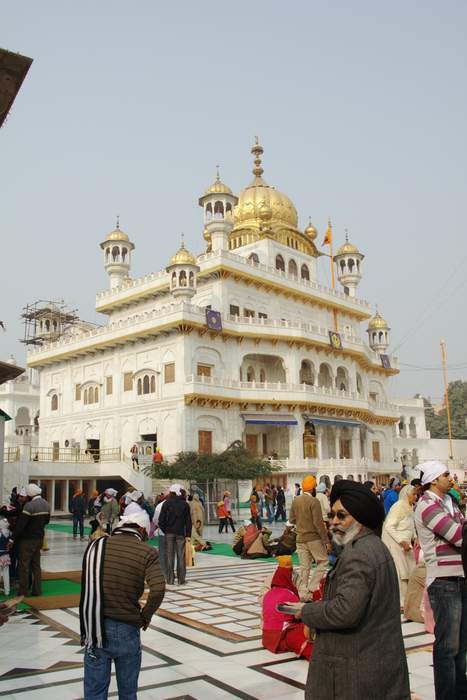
330, 479, 385, 537
297, 479, 411, 700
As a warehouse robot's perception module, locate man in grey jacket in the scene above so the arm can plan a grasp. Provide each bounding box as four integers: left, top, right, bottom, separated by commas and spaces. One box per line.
298, 480, 411, 700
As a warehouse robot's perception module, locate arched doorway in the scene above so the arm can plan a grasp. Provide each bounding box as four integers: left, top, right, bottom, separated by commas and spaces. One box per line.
303, 421, 317, 458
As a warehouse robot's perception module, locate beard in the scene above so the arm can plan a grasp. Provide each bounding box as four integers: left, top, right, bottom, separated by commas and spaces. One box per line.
331, 521, 361, 546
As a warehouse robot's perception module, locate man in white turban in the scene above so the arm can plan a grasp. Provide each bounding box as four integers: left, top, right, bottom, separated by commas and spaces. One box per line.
10, 483, 50, 596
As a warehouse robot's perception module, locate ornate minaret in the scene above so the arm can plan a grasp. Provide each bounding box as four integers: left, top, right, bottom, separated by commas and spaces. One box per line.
100, 218, 134, 290
334, 231, 364, 297
367, 308, 390, 353
166, 237, 200, 300
198, 166, 238, 252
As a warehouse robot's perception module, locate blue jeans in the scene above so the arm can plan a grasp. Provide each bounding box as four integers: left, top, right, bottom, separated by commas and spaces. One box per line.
84, 618, 142, 700
73, 513, 84, 537
428, 577, 467, 700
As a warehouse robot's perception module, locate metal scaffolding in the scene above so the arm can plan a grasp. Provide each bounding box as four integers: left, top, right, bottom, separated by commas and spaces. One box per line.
20, 299, 80, 346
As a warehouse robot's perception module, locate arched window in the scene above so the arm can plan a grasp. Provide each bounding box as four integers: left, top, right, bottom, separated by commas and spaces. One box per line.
51, 394, 58, 411
379, 331, 384, 343
340, 260, 346, 272
226, 202, 232, 214
275, 255, 285, 272
94, 387, 98, 402
122, 247, 128, 262
150, 375, 156, 393
288, 259, 298, 277
318, 363, 332, 388
171, 271, 177, 287
259, 368, 266, 383
143, 375, 150, 394
214, 201, 224, 216
248, 252, 259, 264
300, 360, 314, 385
105, 247, 110, 262
189, 271, 194, 286
206, 203, 212, 218
45, 320, 50, 332
348, 258, 354, 272
53, 320, 57, 331
112, 246, 119, 261
336, 366, 348, 392
179, 270, 187, 287
83, 388, 88, 405
137, 378, 142, 395
88, 387, 94, 404
247, 366, 255, 382
301, 264, 310, 280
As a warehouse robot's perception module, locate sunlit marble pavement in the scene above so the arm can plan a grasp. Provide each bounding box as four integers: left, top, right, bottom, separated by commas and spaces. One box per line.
0, 526, 435, 699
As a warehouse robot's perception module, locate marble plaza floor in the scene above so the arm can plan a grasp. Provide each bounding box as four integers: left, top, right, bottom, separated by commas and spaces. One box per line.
0, 525, 436, 699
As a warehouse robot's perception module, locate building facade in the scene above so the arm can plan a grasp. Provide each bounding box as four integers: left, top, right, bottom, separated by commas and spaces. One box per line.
22, 140, 404, 506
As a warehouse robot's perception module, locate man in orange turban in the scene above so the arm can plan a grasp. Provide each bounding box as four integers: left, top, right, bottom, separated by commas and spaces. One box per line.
289, 475, 329, 600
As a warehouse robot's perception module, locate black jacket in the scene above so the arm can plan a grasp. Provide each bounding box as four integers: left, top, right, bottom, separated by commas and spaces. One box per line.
159, 496, 192, 537
13, 496, 50, 542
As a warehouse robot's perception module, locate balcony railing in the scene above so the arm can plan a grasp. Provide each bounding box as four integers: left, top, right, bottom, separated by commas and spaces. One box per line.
30, 447, 122, 463
3, 447, 20, 463
268, 457, 396, 473
185, 374, 397, 413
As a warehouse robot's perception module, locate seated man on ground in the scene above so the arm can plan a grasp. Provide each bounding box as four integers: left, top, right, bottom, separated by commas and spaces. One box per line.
261, 555, 312, 660
191, 519, 212, 551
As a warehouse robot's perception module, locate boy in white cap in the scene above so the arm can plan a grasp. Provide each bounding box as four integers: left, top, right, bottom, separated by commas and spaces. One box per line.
10, 483, 50, 596
414, 461, 466, 700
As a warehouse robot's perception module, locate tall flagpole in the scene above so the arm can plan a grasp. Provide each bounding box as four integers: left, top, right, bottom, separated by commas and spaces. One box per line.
327, 219, 338, 330
440, 339, 454, 460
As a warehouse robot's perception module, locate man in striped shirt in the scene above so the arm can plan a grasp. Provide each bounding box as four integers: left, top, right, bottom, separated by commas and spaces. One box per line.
81, 511, 165, 699
414, 461, 466, 700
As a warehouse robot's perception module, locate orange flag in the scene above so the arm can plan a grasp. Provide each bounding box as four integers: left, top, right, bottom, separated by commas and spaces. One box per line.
322, 220, 332, 246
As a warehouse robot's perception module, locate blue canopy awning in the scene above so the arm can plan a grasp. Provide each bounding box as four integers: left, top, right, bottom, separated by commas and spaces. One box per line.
303, 415, 362, 429
243, 414, 298, 426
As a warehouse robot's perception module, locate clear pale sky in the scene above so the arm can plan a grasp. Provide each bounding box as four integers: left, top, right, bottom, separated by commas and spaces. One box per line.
2, 1, 466, 401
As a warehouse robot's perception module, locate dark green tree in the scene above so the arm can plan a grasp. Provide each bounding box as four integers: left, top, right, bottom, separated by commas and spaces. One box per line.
144, 440, 282, 481
422, 380, 467, 439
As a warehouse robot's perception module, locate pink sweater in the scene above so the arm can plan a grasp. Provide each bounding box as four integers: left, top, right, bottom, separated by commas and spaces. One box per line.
414, 490, 464, 581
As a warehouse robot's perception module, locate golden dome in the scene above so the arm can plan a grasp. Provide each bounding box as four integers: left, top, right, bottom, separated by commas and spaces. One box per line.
304, 220, 318, 240
204, 177, 233, 196
105, 228, 129, 242
335, 231, 361, 256
169, 241, 197, 266
368, 310, 389, 331
232, 139, 298, 231
336, 241, 360, 256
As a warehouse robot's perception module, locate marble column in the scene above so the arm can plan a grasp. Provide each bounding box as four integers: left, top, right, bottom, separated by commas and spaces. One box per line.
334, 428, 341, 460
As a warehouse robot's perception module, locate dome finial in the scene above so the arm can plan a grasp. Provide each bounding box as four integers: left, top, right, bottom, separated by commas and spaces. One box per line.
345, 228, 349, 242
180, 232, 185, 248
251, 136, 264, 178
215, 164, 220, 181
116, 214, 120, 230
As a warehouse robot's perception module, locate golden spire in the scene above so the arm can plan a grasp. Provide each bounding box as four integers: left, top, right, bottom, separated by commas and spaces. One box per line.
251, 136, 264, 179
216, 164, 220, 181
116, 214, 120, 229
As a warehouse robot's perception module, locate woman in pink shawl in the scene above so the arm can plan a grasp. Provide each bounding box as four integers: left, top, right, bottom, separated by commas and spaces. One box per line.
262, 559, 313, 660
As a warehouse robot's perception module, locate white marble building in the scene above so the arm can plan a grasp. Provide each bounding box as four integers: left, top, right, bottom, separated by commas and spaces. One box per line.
18, 140, 405, 507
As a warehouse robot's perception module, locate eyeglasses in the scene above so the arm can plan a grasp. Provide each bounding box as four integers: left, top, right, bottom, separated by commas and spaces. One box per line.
328, 510, 350, 521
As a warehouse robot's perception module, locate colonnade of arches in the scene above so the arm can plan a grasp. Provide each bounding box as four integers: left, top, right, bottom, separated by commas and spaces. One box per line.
275, 254, 310, 280
105, 245, 129, 264
299, 359, 363, 395
137, 374, 156, 395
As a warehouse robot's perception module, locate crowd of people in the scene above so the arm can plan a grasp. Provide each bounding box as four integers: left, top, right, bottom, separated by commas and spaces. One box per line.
2, 463, 467, 700
245, 464, 467, 700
